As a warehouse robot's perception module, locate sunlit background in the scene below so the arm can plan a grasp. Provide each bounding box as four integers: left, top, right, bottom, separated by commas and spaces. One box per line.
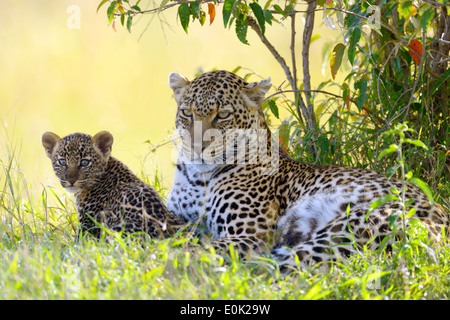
0, 0, 336, 197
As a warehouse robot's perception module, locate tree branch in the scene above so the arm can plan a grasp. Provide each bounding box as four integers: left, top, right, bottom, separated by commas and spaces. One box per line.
289, 13, 307, 126
302, 0, 318, 157
264, 89, 348, 102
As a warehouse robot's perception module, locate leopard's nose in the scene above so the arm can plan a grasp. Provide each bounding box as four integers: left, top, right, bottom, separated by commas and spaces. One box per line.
66, 177, 77, 185
66, 168, 79, 185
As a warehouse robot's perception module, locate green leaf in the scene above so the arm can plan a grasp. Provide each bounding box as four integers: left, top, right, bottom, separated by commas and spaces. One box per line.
273, 4, 286, 16
404, 138, 428, 150
235, 13, 249, 45
190, 0, 200, 17
97, 0, 110, 13
386, 164, 401, 179
420, 8, 434, 30
131, 5, 141, 11
264, 0, 273, 10
264, 9, 273, 25
159, 0, 170, 12
268, 100, 279, 119
409, 177, 434, 204
366, 194, 399, 220
223, 0, 236, 28
348, 27, 361, 65
318, 135, 329, 152
199, 9, 206, 26
406, 170, 413, 180
377, 144, 398, 160
250, 3, 265, 36
399, 0, 413, 19
120, 13, 125, 26
390, 187, 399, 195
388, 211, 401, 229
178, 2, 190, 34
354, 78, 367, 111
330, 43, 346, 80
126, 14, 133, 32
107, 1, 118, 24
393, 57, 402, 73
310, 34, 321, 44
430, 67, 450, 95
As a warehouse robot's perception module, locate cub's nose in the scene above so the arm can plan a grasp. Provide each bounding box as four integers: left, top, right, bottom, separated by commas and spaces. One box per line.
66, 168, 79, 185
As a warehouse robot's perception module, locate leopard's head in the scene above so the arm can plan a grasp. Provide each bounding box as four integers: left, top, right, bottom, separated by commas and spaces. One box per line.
41, 131, 114, 193
169, 70, 271, 165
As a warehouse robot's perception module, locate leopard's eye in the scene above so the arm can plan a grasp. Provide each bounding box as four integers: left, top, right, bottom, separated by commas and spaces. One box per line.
216, 111, 232, 120
180, 109, 193, 118
58, 159, 67, 166
80, 159, 91, 167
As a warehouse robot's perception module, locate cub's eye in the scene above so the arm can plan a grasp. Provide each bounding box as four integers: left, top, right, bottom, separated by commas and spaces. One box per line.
216, 111, 232, 120
180, 109, 193, 118
57, 159, 67, 166
80, 159, 91, 167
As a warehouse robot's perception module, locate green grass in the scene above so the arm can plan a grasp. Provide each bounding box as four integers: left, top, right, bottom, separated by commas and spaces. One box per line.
1, 138, 449, 300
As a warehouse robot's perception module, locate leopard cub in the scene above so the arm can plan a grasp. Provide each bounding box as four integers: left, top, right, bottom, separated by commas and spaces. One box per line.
42, 130, 184, 239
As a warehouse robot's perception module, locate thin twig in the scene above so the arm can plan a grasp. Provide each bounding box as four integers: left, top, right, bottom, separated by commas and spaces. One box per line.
422, 0, 450, 7
264, 89, 345, 102
287, 12, 307, 126
324, 7, 399, 37
246, 17, 296, 94
290, 13, 297, 91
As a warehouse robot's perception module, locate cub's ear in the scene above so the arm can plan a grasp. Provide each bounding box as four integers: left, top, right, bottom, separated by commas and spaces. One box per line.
243, 77, 272, 106
41, 132, 62, 158
92, 131, 114, 159
169, 72, 190, 103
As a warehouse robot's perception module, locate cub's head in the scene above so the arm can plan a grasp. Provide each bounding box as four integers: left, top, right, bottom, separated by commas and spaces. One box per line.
169, 70, 271, 164
41, 131, 114, 192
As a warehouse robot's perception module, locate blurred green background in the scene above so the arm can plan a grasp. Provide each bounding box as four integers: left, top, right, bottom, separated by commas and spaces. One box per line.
0, 0, 332, 194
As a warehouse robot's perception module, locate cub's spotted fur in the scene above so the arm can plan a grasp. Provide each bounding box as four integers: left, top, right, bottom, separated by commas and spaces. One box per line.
167, 70, 449, 270
42, 131, 183, 239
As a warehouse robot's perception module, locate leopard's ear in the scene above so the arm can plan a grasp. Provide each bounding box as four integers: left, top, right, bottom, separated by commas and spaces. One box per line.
92, 131, 114, 159
243, 77, 272, 106
41, 132, 62, 158
169, 72, 190, 104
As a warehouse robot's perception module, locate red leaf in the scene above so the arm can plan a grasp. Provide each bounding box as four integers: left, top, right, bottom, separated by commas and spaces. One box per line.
208, 3, 216, 25
408, 40, 423, 65
345, 94, 350, 109
112, 20, 117, 32
278, 135, 288, 154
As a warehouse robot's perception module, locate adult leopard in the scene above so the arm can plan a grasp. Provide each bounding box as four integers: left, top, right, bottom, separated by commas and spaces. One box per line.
166, 70, 449, 270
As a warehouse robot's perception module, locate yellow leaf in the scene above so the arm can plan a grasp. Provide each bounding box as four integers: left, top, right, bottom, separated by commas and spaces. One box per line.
330, 43, 345, 80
